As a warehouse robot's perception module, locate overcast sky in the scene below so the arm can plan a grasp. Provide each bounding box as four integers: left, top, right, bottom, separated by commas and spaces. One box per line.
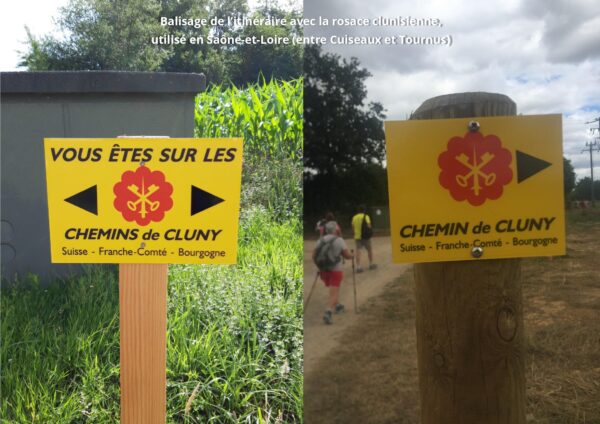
305, 0, 600, 180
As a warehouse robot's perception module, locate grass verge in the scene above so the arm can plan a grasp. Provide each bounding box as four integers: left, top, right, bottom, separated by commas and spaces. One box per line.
1, 205, 302, 423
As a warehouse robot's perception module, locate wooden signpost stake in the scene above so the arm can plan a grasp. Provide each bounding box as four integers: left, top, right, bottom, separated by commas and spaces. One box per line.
120, 264, 167, 424
411, 93, 526, 423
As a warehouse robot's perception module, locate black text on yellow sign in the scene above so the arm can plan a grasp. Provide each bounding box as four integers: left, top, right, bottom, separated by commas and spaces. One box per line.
44, 138, 243, 264
385, 114, 566, 263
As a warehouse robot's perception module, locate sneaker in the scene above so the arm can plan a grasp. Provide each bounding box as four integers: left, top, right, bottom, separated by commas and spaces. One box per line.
335, 303, 345, 314
323, 310, 333, 325
356, 267, 364, 273
369, 263, 378, 270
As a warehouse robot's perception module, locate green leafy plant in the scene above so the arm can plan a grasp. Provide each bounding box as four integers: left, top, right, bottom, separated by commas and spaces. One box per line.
195, 79, 303, 162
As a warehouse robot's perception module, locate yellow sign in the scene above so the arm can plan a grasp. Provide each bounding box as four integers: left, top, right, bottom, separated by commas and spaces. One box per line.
385, 114, 565, 263
44, 138, 243, 264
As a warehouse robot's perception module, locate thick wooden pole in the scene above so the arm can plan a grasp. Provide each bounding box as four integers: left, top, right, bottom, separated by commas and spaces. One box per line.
120, 264, 168, 424
412, 93, 526, 423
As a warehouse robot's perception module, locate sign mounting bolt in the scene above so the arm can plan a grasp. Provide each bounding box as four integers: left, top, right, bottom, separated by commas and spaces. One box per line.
471, 246, 483, 258
468, 120, 480, 132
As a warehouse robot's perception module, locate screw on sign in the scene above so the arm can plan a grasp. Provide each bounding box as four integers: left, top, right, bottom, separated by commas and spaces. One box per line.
438, 130, 513, 206
114, 165, 173, 225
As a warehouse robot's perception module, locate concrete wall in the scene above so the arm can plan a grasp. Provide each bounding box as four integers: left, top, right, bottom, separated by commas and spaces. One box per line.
1, 71, 205, 283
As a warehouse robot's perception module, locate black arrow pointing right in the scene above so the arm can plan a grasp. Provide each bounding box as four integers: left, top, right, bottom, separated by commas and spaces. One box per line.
516, 150, 552, 183
191, 185, 224, 216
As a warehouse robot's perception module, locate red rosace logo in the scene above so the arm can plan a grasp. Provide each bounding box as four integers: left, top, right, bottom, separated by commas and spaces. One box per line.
438, 131, 513, 206
113, 166, 173, 226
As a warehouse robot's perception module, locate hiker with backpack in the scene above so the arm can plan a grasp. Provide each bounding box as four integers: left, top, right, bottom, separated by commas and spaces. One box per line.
351, 204, 377, 273
312, 221, 353, 324
316, 211, 342, 239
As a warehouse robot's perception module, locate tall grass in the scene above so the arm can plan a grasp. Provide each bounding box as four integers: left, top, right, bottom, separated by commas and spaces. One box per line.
1, 79, 303, 423
1, 269, 121, 423
167, 211, 302, 423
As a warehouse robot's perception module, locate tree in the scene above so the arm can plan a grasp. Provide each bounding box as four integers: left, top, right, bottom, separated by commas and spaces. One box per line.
20, 0, 303, 85
572, 177, 600, 201
21, 0, 169, 71
159, 0, 245, 82
304, 45, 386, 219
304, 45, 386, 176
563, 157, 576, 199
306, 164, 388, 218
231, 5, 303, 85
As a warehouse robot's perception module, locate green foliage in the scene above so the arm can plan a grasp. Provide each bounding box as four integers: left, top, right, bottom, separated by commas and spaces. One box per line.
20, 0, 303, 85
563, 157, 576, 198
304, 163, 388, 228
303, 45, 386, 218
21, 0, 169, 71
158, 0, 244, 81
231, 6, 303, 85
242, 157, 302, 223
1, 268, 121, 423
195, 79, 303, 162
166, 211, 302, 423
304, 45, 386, 176
195, 79, 303, 222
571, 176, 600, 201
162, 1, 303, 84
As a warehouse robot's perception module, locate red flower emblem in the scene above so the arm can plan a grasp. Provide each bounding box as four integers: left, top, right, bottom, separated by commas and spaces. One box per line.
438, 131, 513, 206
113, 166, 173, 226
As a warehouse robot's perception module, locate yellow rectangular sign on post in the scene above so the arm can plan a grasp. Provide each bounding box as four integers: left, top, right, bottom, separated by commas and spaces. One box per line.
44, 138, 243, 264
385, 114, 566, 263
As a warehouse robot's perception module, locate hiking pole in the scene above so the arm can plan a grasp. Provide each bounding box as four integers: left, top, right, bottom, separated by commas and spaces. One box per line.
351, 250, 358, 313
304, 271, 320, 310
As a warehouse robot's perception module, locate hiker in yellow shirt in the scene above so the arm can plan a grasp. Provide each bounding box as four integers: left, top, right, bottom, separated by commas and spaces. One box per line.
351, 205, 376, 273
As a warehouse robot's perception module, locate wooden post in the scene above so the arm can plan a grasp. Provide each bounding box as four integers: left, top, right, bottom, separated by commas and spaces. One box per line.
117, 136, 170, 424
120, 264, 168, 424
411, 93, 526, 423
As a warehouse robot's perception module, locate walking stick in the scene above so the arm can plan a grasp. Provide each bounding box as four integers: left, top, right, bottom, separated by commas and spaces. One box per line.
304, 270, 320, 310
351, 250, 358, 313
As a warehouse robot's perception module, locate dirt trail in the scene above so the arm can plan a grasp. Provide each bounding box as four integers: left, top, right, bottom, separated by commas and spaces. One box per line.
303, 236, 408, 373
302, 217, 600, 424
303, 236, 418, 424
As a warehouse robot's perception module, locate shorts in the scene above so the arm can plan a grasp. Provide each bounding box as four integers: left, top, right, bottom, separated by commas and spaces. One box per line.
355, 238, 372, 250
319, 270, 343, 287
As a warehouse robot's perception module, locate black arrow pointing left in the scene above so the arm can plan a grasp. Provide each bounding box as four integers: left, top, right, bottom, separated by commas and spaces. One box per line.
64, 185, 98, 215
